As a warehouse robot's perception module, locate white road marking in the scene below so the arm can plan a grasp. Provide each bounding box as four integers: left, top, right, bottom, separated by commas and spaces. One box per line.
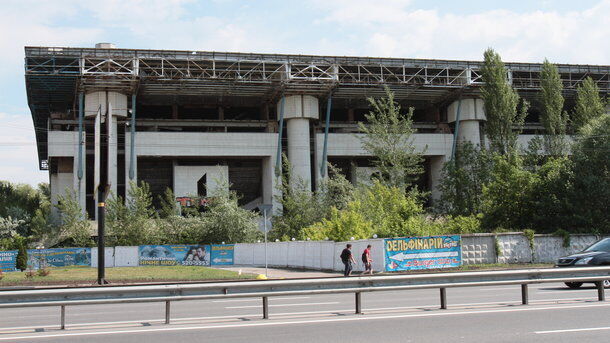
3, 302, 610, 341
225, 302, 339, 309
213, 296, 310, 303
536, 326, 610, 334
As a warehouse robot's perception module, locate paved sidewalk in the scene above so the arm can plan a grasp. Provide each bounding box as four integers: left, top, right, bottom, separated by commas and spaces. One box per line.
216, 266, 339, 279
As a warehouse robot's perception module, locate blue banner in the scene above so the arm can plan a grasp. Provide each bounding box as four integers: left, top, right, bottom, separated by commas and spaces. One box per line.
0, 250, 17, 272
210, 244, 234, 265
384, 236, 461, 271
28, 248, 91, 269
139, 245, 211, 266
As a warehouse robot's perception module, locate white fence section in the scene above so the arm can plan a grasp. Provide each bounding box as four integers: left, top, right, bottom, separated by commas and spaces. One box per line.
90, 247, 115, 268
114, 246, 139, 267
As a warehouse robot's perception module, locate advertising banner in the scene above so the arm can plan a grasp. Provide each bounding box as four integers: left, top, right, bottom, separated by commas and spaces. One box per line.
139, 245, 211, 266
0, 250, 17, 272
210, 244, 234, 265
28, 248, 92, 269
384, 235, 461, 271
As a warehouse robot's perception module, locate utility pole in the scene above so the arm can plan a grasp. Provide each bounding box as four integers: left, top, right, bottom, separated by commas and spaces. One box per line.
97, 97, 111, 285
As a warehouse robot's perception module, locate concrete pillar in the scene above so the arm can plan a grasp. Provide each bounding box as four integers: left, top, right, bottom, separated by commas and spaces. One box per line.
277, 95, 319, 190
262, 156, 282, 214
84, 91, 128, 199
125, 126, 137, 198
447, 98, 486, 147
72, 136, 86, 215
429, 155, 447, 203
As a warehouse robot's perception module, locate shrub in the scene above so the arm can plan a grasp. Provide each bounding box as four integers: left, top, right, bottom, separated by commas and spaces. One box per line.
16, 240, 28, 272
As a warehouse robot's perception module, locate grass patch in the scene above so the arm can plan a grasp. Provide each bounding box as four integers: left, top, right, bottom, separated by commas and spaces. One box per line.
377, 263, 554, 275
0, 266, 255, 286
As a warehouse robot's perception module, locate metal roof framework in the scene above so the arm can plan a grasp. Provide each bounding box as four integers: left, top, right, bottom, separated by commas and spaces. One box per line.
25, 46, 610, 168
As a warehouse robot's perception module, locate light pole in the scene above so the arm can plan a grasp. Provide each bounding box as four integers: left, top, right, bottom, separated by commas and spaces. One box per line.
258, 204, 273, 278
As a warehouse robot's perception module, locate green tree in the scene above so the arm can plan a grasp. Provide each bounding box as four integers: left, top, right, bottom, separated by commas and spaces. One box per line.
481, 154, 537, 231
106, 181, 159, 246
481, 48, 529, 154
540, 59, 568, 155
16, 239, 28, 271
436, 142, 494, 216
158, 187, 178, 218
54, 191, 93, 247
358, 87, 423, 189
569, 115, 610, 232
573, 76, 606, 131
199, 189, 262, 244
271, 160, 354, 241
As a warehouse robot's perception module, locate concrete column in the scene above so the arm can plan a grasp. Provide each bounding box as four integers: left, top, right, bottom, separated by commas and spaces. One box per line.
262, 156, 282, 214
84, 91, 128, 199
124, 126, 137, 198
447, 98, 486, 147
429, 155, 447, 203
72, 135, 86, 215
277, 95, 319, 190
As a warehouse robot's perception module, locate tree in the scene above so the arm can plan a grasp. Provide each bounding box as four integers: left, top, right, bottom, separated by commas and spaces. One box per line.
540, 59, 568, 155
436, 142, 494, 216
569, 115, 610, 233
358, 87, 423, 189
199, 189, 262, 244
106, 181, 159, 246
573, 76, 606, 131
16, 239, 28, 271
158, 187, 178, 218
481, 48, 529, 155
270, 159, 354, 241
481, 154, 537, 231
54, 191, 93, 247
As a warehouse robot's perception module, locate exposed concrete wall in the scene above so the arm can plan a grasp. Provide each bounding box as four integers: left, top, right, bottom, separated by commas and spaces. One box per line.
135, 132, 277, 157
173, 165, 229, 197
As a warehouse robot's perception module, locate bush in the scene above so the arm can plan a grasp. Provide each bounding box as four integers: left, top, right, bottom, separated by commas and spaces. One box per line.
37, 268, 50, 277
16, 239, 28, 272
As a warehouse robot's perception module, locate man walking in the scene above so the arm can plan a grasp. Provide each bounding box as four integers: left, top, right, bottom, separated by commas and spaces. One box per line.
340, 244, 356, 277
362, 244, 373, 275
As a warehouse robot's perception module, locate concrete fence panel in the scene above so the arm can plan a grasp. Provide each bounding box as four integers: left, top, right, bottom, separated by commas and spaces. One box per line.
234, 243, 254, 265
497, 234, 532, 264
114, 246, 139, 267
91, 247, 115, 268
461, 234, 496, 265
253, 243, 266, 265
320, 241, 335, 270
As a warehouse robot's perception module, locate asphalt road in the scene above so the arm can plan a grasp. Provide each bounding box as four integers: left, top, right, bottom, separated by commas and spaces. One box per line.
1, 281, 608, 342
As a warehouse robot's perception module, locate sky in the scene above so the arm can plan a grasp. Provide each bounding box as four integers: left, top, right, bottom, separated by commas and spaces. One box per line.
0, 0, 609, 186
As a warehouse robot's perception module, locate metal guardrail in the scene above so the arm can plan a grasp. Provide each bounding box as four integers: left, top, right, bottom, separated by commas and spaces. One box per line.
1, 267, 609, 330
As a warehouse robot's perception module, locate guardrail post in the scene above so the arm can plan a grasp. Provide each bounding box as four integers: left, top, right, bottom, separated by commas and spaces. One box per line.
165, 301, 171, 324
262, 296, 269, 319
355, 292, 362, 314
440, 288, 447, 309
60, 305, 66, 330
596, 282, 605, 301
521, 284, 529, 305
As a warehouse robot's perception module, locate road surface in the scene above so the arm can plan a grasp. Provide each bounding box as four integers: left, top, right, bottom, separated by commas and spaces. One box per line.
0, 281, 607, 342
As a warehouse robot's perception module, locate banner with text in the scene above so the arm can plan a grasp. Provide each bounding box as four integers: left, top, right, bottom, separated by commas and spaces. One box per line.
210, 244, 234, 265
28, 248, 91, 269
139, 245, 211, 266
0, 250, 17, 272
384, 236, 461, 271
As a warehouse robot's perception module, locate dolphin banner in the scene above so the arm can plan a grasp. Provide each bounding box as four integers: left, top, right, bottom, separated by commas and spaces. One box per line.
384, 236, 461, 271
210, 244, 234, 265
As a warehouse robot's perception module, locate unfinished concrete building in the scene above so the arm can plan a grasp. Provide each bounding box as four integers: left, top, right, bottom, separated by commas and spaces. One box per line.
24, 44, 610, 217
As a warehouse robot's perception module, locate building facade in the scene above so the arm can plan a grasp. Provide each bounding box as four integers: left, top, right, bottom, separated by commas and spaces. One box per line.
24, 44, 610, 217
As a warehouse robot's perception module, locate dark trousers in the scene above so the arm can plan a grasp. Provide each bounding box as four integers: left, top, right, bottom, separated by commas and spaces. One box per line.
343, 260, 352, 276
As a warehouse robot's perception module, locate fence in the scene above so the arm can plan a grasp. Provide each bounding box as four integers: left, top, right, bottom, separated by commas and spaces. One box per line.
2, 233, 606, 272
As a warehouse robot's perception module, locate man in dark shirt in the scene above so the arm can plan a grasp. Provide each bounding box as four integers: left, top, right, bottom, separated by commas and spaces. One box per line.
340, 244, 357, 276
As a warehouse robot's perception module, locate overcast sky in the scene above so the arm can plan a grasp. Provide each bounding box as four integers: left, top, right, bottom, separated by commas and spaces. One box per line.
1, 0, 609, 186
